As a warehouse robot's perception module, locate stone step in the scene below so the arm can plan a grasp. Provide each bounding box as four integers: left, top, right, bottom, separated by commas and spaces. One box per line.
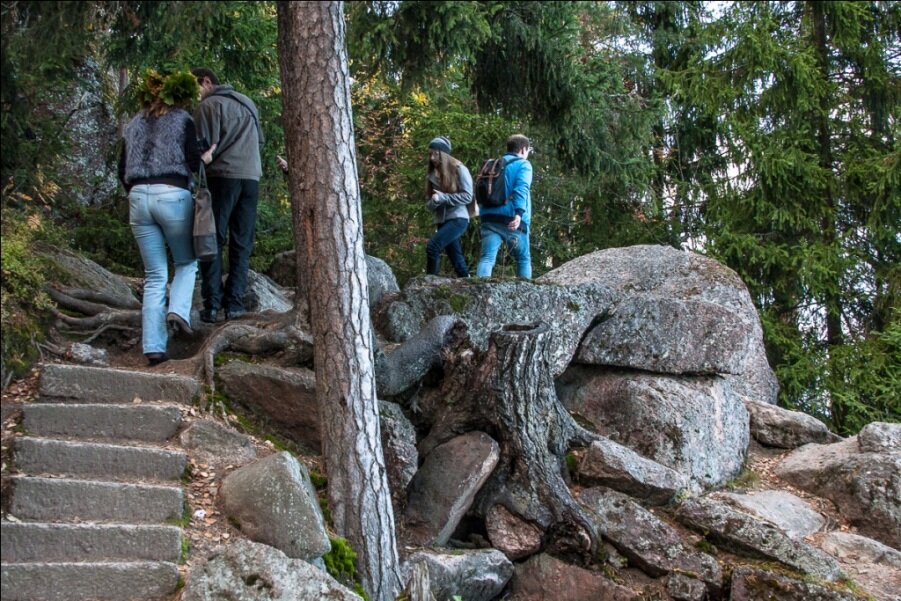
1, 522, 182, 563
1, 561, 180, 601
15, 437, 187, 482
24, 403, 182, 443
39, 363, 199, 405
9, 476, 184, 524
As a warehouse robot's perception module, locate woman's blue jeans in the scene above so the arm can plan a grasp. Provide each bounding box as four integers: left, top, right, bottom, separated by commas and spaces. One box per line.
426, 218, 470, 277
476, 221, 531, 279
129, 184, 197, 354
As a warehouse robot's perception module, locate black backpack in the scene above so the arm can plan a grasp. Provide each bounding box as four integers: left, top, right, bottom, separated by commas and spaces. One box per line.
475, 156, 522, 208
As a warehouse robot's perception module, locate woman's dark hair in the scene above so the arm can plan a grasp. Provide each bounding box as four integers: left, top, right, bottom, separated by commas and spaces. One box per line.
191, 67, 219, 86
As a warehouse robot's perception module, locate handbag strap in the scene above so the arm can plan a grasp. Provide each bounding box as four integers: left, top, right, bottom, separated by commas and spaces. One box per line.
197, 162, 207, 189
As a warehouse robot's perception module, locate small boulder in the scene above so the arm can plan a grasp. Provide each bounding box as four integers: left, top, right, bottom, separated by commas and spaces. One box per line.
378, 401, 418, 511
67, 342, 109, 367
578, 437, 690, 505
858, 421, 901, 453
217, 361, 320, 452
402, 548, 513, 601
744, 397, 841, 448
821, 531, 901, 601
485, 504, 543, 560
375, 315, 459, 397
180, 419, 258, 468
405, 431, 500, 546
182, 539, 361, 601
219, 452, 330, 560
665, 573, 708, 601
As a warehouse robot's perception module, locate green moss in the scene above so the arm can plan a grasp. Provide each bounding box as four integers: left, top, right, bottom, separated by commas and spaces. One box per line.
167, 500, 191, 528
323, 536, 369, 601
448, 293, 469, 313
567, 301, 581, 312
309, 469, 328, 490
565, 452, 579, 475
694, 538, 718, 555
179, 535, 190, 563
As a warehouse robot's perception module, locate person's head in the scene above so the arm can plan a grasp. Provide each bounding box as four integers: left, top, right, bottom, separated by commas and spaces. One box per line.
192, 67, 219, 99
426, 136, 459, 193
506, 134, 533, 158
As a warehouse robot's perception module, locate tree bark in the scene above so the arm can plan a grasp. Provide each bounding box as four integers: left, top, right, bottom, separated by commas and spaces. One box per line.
277, 3, 401, 600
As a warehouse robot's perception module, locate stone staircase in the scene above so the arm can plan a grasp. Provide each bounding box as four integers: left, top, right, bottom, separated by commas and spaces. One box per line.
1, 364, 200, 601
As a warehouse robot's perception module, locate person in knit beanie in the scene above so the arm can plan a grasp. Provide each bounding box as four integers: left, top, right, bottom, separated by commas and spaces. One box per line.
425, 136, 475, 277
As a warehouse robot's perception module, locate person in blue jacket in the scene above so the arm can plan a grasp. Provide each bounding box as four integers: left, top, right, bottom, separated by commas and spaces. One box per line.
476, 134, 534, 279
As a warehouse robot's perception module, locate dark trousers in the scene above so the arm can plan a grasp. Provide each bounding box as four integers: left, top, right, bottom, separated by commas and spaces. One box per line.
200, 177, 259, 313
426, 218, 470, 277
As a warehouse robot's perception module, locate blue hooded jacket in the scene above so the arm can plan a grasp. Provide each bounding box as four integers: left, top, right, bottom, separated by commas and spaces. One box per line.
478, 153, 533, 231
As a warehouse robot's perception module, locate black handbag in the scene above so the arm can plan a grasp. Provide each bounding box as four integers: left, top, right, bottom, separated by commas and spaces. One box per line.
193, 163, 217, 262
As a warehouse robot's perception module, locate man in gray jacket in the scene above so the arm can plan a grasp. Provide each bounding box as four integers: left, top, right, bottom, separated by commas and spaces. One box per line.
192, 67, 263, 322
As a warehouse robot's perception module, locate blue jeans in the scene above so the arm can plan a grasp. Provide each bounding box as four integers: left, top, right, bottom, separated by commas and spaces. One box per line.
200, 177, 259, 314
476, 221, 532, 279
426, 218, 470, 277
129, 184, 198, 354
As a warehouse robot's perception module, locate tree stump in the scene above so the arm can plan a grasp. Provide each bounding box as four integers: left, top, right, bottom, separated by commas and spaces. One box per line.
420, 322, 600, 559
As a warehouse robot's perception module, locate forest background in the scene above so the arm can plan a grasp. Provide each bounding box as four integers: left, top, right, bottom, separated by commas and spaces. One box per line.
1, 1, 898, 436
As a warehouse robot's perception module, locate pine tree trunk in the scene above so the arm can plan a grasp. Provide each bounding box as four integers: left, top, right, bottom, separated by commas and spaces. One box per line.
277, 3, 400, 600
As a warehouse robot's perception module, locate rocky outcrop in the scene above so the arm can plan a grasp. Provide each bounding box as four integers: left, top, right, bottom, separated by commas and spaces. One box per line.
182, 539, 362, 601
374, 277, 615, 376
676, 496, 844, 581
40, 248, 139, 309
539, 245, 778, 404
744, 397, 842, 448
775, 437, 900, 550
858, 421, 901, 453
557, 367, 748, 488
821, 532, 901, 601
405, 432, 500, 546
219, 452, 330, 560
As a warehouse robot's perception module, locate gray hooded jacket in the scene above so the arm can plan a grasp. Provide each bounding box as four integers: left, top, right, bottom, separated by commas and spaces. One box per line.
426, 162, 474, 224
194, 85, 263, 181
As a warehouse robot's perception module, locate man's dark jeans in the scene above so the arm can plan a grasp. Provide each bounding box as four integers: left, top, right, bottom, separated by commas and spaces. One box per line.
200, 177, 259, 315
426, 218, 470, 277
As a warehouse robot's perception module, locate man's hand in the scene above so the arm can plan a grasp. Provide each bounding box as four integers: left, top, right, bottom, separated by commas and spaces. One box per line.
201, 143, 217, 165
508, 214, 522, 231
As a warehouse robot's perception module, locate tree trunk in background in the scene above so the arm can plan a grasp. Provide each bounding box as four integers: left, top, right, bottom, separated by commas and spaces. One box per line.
277, 3, 401, 600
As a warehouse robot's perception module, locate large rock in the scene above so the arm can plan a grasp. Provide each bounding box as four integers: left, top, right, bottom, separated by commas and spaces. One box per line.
578, 437, 690, 505
775, 437, 901, 550
506, 553, 638, 601
405, 431, 500, 546
485, 504, 543, 560
539, 245, 778, 404
576, 297, 753, 375
402, 549, 513, 601
580, 488, 721, 595
378, 401, 418, 511
557, 366, 749, 488
217, 361, 320, 452
219, 452, 330, 560
41, 248, 139, 308
182, 539, 362, 601
676, 496, 844, 581
374, 277, 615, 376
243, 270, 293, 314
744, 397, 842, 448
716, 490, 825, 539
730, 566, 860, 601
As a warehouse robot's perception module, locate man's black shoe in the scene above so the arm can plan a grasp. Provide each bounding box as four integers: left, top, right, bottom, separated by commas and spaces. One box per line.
199, 309, 219, 323
225, 309, 247, 320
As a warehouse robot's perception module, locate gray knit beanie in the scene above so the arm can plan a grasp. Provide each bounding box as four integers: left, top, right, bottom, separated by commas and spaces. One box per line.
428, 136, 452, 154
